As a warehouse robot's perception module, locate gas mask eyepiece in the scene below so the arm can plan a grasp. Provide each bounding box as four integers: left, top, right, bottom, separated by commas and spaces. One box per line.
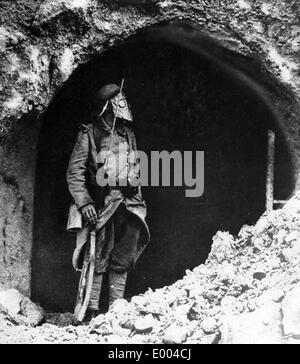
110, 92, 133, 122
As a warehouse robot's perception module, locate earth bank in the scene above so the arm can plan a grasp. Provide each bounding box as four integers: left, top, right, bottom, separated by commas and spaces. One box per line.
1, 192, 300, 344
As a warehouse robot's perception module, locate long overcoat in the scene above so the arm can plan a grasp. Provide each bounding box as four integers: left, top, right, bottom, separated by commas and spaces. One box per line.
66, 120, 150, 271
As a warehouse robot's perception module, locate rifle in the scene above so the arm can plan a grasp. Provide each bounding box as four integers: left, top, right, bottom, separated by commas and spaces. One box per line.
74, 230, 96, 323
104, 78, 125, 171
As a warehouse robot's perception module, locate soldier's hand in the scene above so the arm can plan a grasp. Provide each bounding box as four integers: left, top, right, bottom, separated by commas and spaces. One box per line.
81, 204, 97, 225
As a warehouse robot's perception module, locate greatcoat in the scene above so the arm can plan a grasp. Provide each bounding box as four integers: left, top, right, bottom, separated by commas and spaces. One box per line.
66, 119, 150, 271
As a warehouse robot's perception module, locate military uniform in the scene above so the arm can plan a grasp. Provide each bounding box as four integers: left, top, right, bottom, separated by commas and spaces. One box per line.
67, 84, 150, 311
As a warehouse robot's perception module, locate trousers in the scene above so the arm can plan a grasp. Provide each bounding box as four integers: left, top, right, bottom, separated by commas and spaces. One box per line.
88, 203, 141, 310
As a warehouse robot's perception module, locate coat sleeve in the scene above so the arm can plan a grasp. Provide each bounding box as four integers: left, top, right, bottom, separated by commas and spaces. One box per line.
67, 130, 94, 209
128, 129, 143, 198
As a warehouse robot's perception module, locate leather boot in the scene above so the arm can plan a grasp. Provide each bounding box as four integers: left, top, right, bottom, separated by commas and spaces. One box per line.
109, 270, 128, 308
88, 273, 103, 311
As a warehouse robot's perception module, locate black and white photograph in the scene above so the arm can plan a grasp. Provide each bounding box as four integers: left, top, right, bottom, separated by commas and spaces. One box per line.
0, 0, 300, 348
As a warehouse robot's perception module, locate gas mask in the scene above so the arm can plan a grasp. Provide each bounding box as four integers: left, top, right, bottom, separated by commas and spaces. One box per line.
99, 92, 133, 122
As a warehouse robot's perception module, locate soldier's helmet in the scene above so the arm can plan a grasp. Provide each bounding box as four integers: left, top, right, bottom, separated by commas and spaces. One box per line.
96, 84, 121, 105
96, 83, 133, 122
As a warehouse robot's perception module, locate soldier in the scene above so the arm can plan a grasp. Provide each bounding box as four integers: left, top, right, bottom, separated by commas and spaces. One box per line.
67, 83, 150, 316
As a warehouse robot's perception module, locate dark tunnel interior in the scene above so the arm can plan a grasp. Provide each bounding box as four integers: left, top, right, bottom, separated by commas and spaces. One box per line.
31, 35, 295, 312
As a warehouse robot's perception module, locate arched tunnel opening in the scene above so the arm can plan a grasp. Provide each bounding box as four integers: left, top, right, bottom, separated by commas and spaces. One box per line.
32, 31, 295, 312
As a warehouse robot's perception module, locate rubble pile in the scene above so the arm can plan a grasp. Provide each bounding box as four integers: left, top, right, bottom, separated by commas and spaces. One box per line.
2, 193, 300, 344
0, 289, 44, 328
